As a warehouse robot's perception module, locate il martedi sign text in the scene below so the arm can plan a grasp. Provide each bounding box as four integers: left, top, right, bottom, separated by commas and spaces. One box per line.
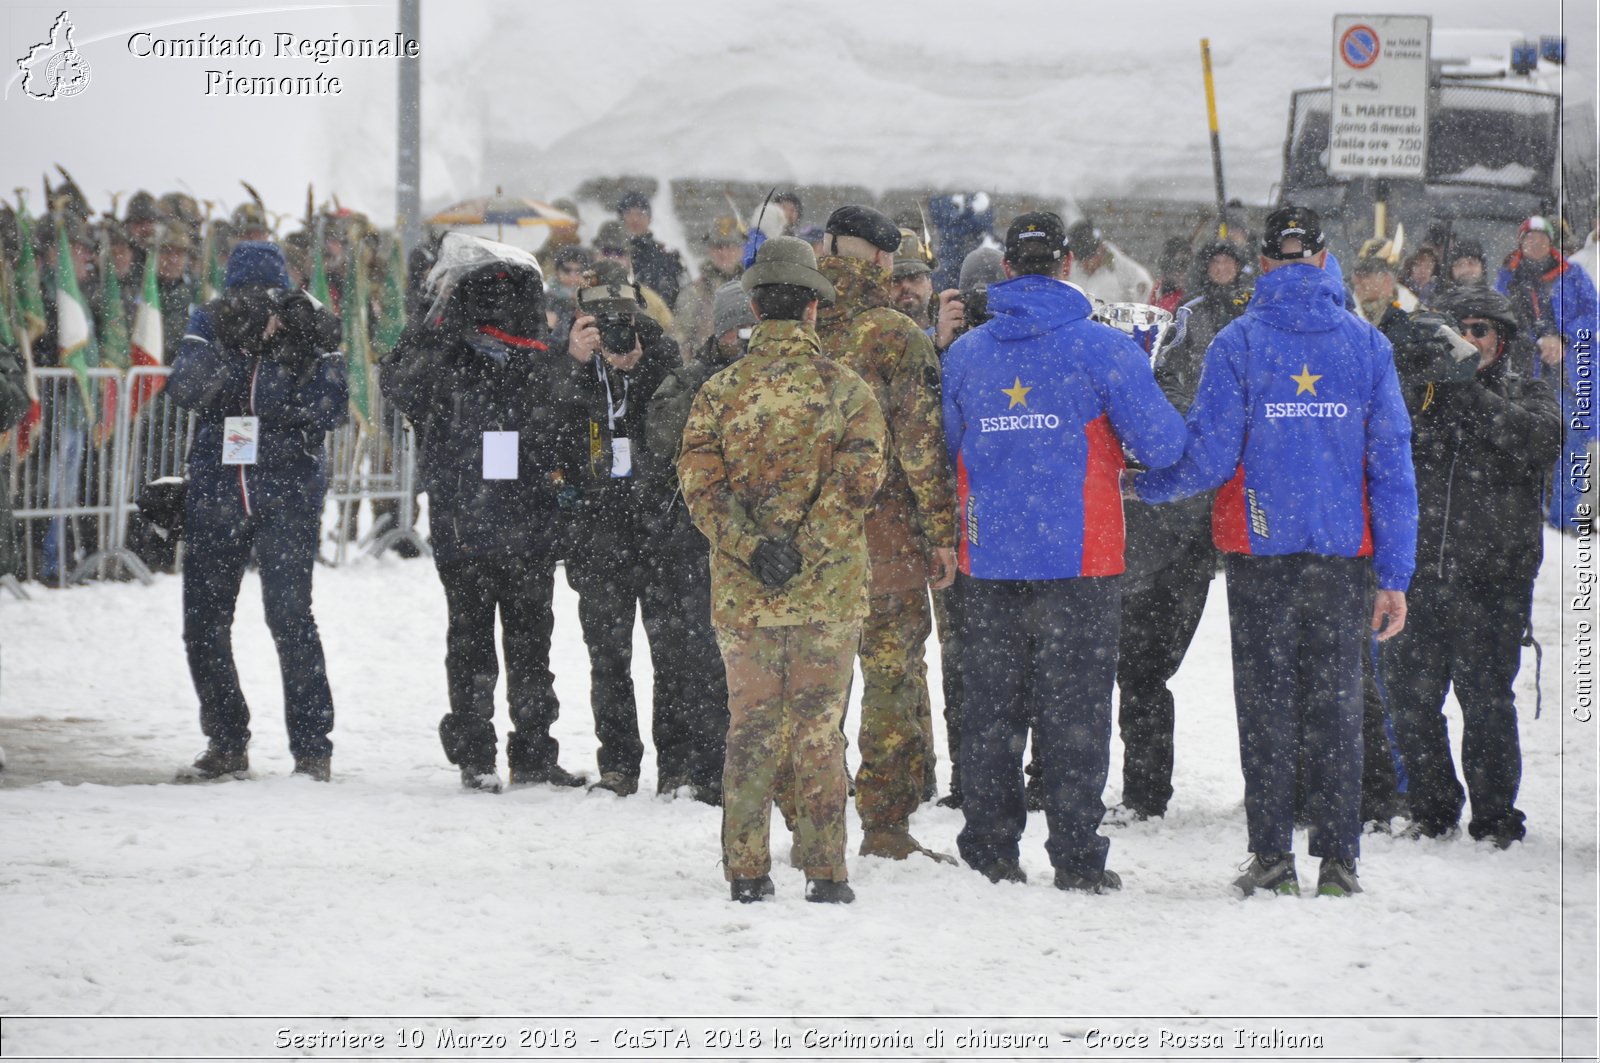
126, 30, 419, 95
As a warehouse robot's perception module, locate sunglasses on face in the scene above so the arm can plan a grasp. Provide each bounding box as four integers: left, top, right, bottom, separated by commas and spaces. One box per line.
1463, 322, 1497, 339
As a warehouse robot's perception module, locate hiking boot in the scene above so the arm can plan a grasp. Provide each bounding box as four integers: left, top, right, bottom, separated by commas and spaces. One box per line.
859, 828, 957, 864
1103, 802, 1158, 827
656, 772, 691, 797
460, 768, 504, 794
935, 789, 964, 809
804, 879, 856, 905
1316, 857, 1362, 897
175, 746, 249, 783
292, 756, 331, 782
975, 858, 1028, 885
688, 782, 723, 807
1233, 853, 1299, 897
730, 875, 775, 903
1054, 868, 1123, 893
509, 764, 587, 788
588, 772, 638, 796
1398, 820, 1459, 841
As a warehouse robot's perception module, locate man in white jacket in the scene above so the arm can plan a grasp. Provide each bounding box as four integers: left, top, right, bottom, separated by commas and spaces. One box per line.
1066, 219, 1153, 305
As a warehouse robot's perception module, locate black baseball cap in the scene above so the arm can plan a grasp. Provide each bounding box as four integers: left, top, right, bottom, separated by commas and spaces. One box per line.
1260, 206, 1326, 259
1005, 211, 1070, 264
824, 204, 902, 253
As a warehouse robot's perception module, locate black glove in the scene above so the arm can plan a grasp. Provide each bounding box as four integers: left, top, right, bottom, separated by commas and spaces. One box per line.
210, 287, 275, 355
275, 290, 342, 353
750, 538, 803, 588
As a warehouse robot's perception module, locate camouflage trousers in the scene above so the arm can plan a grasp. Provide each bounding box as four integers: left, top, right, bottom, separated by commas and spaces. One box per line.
855, 587, 933, 831
716, 620, 860, 882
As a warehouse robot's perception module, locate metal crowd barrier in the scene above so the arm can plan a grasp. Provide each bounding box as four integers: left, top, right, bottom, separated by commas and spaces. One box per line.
1, 363, 426, 597
323, 384, 428, 566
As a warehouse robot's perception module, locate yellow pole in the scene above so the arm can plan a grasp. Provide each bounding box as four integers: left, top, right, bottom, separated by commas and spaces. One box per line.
1201, 39, 1228, 239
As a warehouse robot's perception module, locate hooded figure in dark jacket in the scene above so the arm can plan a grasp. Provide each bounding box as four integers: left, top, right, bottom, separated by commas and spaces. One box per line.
1381, 285, 1563, 847
166, 241, 347, 782
381, 238, 590, 793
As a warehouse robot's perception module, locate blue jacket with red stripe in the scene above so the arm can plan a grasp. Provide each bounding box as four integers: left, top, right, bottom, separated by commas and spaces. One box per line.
941, 273, 1185, 580
1135, 262, 1417, 590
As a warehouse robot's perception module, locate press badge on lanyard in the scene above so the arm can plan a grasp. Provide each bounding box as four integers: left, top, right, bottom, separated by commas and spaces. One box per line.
601, 363, 632, 478
222, 416, 259, 465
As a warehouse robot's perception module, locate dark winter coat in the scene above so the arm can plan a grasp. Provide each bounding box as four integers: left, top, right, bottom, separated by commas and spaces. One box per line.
1391, 326, 1564, 587
554, 314, 679, 538
640, 338, 741, 538
166, 244, 348, 518
629, 232, 685, 309
380, 320, 567, 564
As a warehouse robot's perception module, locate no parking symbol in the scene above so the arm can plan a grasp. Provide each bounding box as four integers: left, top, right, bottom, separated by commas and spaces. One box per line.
1340, 24, 1380, 69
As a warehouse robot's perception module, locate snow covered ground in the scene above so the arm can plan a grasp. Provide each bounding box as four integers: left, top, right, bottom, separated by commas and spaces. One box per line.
0, 525, 1594, 1060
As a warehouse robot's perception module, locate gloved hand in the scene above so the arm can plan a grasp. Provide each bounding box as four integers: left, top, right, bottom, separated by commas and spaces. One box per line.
274, 290, 342, 353
210, 287, 275, 355
749, 538, 803, 588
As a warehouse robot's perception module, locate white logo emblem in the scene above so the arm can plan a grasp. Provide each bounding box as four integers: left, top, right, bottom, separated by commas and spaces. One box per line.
17, 11, 92, 101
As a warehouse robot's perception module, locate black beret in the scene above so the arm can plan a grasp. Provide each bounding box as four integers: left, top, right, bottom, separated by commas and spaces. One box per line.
824, 204, 902, 254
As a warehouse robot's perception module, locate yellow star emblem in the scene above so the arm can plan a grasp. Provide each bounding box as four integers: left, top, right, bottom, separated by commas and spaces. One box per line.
1291, 364, 1322, 396
1001, 377, 1032, 408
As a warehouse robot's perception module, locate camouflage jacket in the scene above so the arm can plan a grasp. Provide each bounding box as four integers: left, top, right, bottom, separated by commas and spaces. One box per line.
816, 254, 956, 593
679, 320, 886, 628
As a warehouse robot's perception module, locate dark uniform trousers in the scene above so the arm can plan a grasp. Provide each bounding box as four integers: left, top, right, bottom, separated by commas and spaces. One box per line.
1226, 553, 1366, 862
1382, 573, 1529, 843
183, 498, 334, 760
639, 520, 731, 793
1115, 526, 1216, 816
957, 573, 1119, 878
434, 551, 564, 774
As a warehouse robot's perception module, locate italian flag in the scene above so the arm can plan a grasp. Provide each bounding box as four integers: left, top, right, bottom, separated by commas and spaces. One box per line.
128, 251, 165, 418
55, 224, 99, 429
0, 257, 42, 458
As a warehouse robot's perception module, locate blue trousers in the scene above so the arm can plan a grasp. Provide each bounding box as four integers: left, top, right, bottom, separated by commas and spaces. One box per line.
957, 574, 1118, 877
182, 498, 335, 760
1226, 554, 1365, 861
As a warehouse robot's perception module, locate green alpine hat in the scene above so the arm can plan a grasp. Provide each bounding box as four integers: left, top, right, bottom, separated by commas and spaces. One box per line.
740, 235, 835, 305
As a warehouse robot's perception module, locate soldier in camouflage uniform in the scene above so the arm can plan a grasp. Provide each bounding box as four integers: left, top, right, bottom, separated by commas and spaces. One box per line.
679, 237, 887, 905
815, 205, 958, 862
672, 216, 745, 354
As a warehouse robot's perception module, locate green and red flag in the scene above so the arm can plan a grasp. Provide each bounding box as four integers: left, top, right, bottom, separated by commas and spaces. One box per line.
341, 230, 372, 425
0, 255, 43, 457
373, 235, 407, 357
54, 222, 99, 428
128, 250, 165, 417
94, 236, 131, 444
14, 197, 47, 345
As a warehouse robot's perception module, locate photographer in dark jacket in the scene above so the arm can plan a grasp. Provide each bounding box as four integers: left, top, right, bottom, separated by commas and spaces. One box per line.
1381, 286, 1563, 847
381, 234, 588, 793
558, 262, 679, 795
166, 241, 347, 782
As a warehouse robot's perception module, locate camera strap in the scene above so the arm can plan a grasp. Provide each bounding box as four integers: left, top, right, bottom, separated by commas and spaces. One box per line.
597, 360, 632, 478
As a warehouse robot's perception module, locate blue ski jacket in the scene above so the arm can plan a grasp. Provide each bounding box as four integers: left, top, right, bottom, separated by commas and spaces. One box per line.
168, 243, 349, 518
1135, 261, 1417, 590
941, 273, 1185, 580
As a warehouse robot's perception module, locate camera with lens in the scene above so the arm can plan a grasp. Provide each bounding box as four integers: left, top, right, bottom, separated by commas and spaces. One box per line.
576, 265, 647, 356
960, 287, 991, 332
